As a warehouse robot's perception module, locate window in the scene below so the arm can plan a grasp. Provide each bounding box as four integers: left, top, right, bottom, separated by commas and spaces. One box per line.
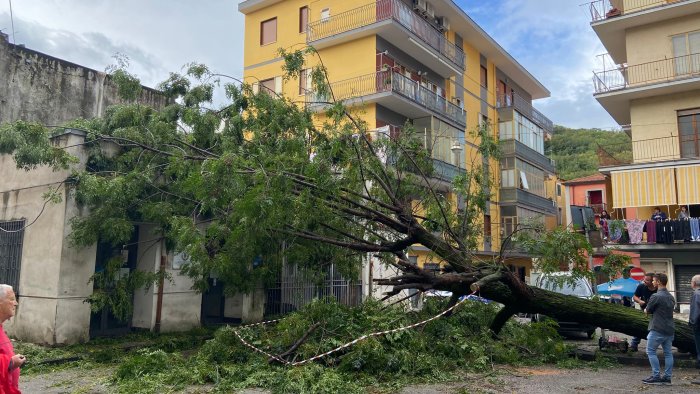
679, 108, 700, 158
556, 183, 562, 197
484, 215, 492, 238
260, 78, 276, 94
321, 8, 330, 22
299, 6, 309, 33
480, 65, 488, 88
672, 31, 700, 75
260, 17, 277, 46
0, 220, 25, 293
299, 69, 308, 95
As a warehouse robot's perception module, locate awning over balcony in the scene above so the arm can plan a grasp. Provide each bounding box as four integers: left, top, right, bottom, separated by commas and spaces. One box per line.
611, 167, 676, 208
675, 165, 700, 205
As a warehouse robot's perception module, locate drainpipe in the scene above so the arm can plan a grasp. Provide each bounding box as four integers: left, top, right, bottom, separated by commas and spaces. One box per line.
154, 242, 166, 333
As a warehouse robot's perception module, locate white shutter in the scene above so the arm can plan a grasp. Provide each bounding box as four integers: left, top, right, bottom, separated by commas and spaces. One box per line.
252, 82, 259, 94
306, 69, 313, 91
274, 76, 283, 94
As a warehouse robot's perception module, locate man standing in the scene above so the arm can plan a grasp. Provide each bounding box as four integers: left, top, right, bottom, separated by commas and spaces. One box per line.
631, 272, 657, 351
690, 274, 700, 385
0, 284, 24, 394
642, 273, 675, 385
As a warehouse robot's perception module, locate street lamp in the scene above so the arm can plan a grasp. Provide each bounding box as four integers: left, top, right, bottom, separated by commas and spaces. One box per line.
450, 140, 463, 167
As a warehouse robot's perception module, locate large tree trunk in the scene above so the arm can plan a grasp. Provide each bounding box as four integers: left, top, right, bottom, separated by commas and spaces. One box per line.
379, 272, 697, 353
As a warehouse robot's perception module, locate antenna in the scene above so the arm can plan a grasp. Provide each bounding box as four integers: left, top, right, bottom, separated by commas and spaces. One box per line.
8, 0, 16, 44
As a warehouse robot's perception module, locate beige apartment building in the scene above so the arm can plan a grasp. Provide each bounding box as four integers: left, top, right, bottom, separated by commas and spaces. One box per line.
589, 0, 700, 307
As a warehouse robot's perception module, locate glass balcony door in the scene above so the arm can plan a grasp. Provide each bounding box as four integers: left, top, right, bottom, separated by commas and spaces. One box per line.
679, 110, 700, 158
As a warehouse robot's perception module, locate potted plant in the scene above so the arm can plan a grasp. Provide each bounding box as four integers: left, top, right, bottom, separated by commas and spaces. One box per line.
585, 217, 603, 247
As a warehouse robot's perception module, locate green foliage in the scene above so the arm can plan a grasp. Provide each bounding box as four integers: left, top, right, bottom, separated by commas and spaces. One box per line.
518, 226, 593, 283
86, 257, 168, 322
546, 125, 631, 180
599, 252, 632, 280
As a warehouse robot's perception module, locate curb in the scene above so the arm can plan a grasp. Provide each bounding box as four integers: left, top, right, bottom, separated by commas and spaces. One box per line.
574, 347, 699, 368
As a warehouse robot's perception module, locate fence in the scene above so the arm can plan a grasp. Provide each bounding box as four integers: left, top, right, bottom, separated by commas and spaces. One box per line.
588, 0, 691, 22
264, 264, 363, 317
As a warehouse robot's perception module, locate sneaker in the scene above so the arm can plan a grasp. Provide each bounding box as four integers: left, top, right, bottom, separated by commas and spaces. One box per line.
642, 376, 664, 385
660, 376, 672, 385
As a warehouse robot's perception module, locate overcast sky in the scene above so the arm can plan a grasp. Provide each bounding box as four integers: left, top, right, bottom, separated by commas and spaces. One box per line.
0, 0, 617, 130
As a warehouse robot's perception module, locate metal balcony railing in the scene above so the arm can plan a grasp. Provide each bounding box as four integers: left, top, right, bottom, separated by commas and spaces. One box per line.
595, 134, 699, 166
496, 93, 554, 133
307, 0, 465, 70
593, 53, 700, 93
306, 70, 466, 127
588, 0, 692, 22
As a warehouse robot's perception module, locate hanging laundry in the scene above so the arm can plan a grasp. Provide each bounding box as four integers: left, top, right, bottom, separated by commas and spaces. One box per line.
646, 220, 656, 243
690, 218, 700, 241
625, 220, 645, 244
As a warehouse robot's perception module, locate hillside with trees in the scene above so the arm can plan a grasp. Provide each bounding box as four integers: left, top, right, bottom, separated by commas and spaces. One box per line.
546, 125, 632, 181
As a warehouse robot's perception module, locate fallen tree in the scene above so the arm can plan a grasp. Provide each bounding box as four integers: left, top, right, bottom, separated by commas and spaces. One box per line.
1, 50, 695, 353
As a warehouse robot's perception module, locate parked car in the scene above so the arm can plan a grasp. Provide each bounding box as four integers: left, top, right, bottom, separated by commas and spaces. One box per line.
531, 272, 598, 338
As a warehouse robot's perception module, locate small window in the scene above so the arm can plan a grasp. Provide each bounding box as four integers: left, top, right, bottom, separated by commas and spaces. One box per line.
260, 17, 277, 46
299, 6, 309, 33
556, 184, 562, 197
260, 78, 276, 94
321, 8, 330, 22
484, 215, 492, 237
0, 220, 25, 293
480, 65, 488, 88
299, 69, 308, 95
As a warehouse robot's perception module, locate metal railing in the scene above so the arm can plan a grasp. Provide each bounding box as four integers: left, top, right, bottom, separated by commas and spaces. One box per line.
588, 0, 692, 22
496, 93, 554, 133
307, 70, 467, 127
307, 0, 465, 70
593, 53, 700, 93
595, 134, 693, 165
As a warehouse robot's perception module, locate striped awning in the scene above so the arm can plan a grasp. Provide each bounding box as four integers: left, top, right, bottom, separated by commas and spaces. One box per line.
675, 165, 700, 205
611, 168, 676, 208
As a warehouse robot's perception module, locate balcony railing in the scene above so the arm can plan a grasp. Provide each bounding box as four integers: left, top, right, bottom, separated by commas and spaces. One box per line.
593, 53, 700, 94
306, 70, 466, 127
596, 134, 693, 166
588, 0, 692, 22
496, 93, 554, 133
307, 0, 465, 70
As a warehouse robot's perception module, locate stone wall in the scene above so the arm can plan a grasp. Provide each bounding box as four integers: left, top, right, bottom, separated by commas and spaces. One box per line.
0, 32, 169, 126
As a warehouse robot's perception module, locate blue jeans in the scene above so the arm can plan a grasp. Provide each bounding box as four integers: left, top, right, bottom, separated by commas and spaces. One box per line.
646, 330, 674, 378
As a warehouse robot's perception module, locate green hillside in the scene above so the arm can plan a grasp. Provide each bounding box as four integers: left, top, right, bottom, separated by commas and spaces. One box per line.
545, 125, 632, 181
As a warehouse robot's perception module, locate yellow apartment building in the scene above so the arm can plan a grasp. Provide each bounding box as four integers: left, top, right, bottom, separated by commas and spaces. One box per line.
239, 0, 559, 293
589, 0, 700, 307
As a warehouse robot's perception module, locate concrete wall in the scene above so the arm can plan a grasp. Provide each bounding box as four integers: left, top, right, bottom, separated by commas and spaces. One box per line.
1, 130, 95, 344
131, 224, 202, 332
625, 13, 700, 66
630, 90, 700, 152
0, 32, 169, 126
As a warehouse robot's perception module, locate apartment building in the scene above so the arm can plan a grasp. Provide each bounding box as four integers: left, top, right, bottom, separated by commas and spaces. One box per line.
589, 0, 700, 307
239, 0, 558, 295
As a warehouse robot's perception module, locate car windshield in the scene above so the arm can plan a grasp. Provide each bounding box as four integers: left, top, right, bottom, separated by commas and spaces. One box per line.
539, 277, 592, 297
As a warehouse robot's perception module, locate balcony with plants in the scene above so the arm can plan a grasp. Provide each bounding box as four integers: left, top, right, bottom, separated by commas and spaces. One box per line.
306, 0, 465, 77
587, 0, 695, 23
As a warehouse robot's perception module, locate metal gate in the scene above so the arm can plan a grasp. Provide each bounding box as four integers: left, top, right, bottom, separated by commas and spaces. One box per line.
0, 220, 25, 293
264, 264, 363, 317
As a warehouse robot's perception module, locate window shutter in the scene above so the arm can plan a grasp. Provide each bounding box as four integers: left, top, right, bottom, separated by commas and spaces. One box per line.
274, 76, 283, 94
252, 82, 259, 94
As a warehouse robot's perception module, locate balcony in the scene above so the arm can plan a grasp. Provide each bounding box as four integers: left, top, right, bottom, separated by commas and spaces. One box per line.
596, 134, 698, 166
588, 0, 694, 22
306, 70, 466, 128
592, 54, 700, 124
589, 203, 607, 215
500, 139, 556, 174
496, 93, 553, 135
499, 188, 557, 215
431, 159, 464, 183
306, 0, 465, 77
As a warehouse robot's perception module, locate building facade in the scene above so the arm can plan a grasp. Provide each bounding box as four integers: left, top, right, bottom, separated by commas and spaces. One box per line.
589, 0, 700, 306
239, 0, 558, 289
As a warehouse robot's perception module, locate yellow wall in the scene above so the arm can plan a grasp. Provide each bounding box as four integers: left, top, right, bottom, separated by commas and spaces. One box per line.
626, 13, 700, 66
630, 90, 700, 162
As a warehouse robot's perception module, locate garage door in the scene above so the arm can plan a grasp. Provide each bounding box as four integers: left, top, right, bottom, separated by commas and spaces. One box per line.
674, 265, 700, 303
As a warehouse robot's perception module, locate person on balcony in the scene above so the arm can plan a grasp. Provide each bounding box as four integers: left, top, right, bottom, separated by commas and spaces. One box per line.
651, 207, 667, 221
600, 210, 611, 221
678, 206, 690, 220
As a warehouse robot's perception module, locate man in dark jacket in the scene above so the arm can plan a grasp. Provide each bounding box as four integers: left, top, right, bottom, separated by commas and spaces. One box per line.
631, 273, 657, 351
642, 273, 675, 385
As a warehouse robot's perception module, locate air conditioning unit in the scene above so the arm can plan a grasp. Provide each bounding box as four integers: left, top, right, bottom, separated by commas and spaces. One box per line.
425, 3, 435, 18
413, 0, 427, 13
436, 16, 450, 32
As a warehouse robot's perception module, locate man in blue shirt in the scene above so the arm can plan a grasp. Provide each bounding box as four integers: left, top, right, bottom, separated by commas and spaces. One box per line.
651, 207, 667, 221
642, 273, 676, 385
